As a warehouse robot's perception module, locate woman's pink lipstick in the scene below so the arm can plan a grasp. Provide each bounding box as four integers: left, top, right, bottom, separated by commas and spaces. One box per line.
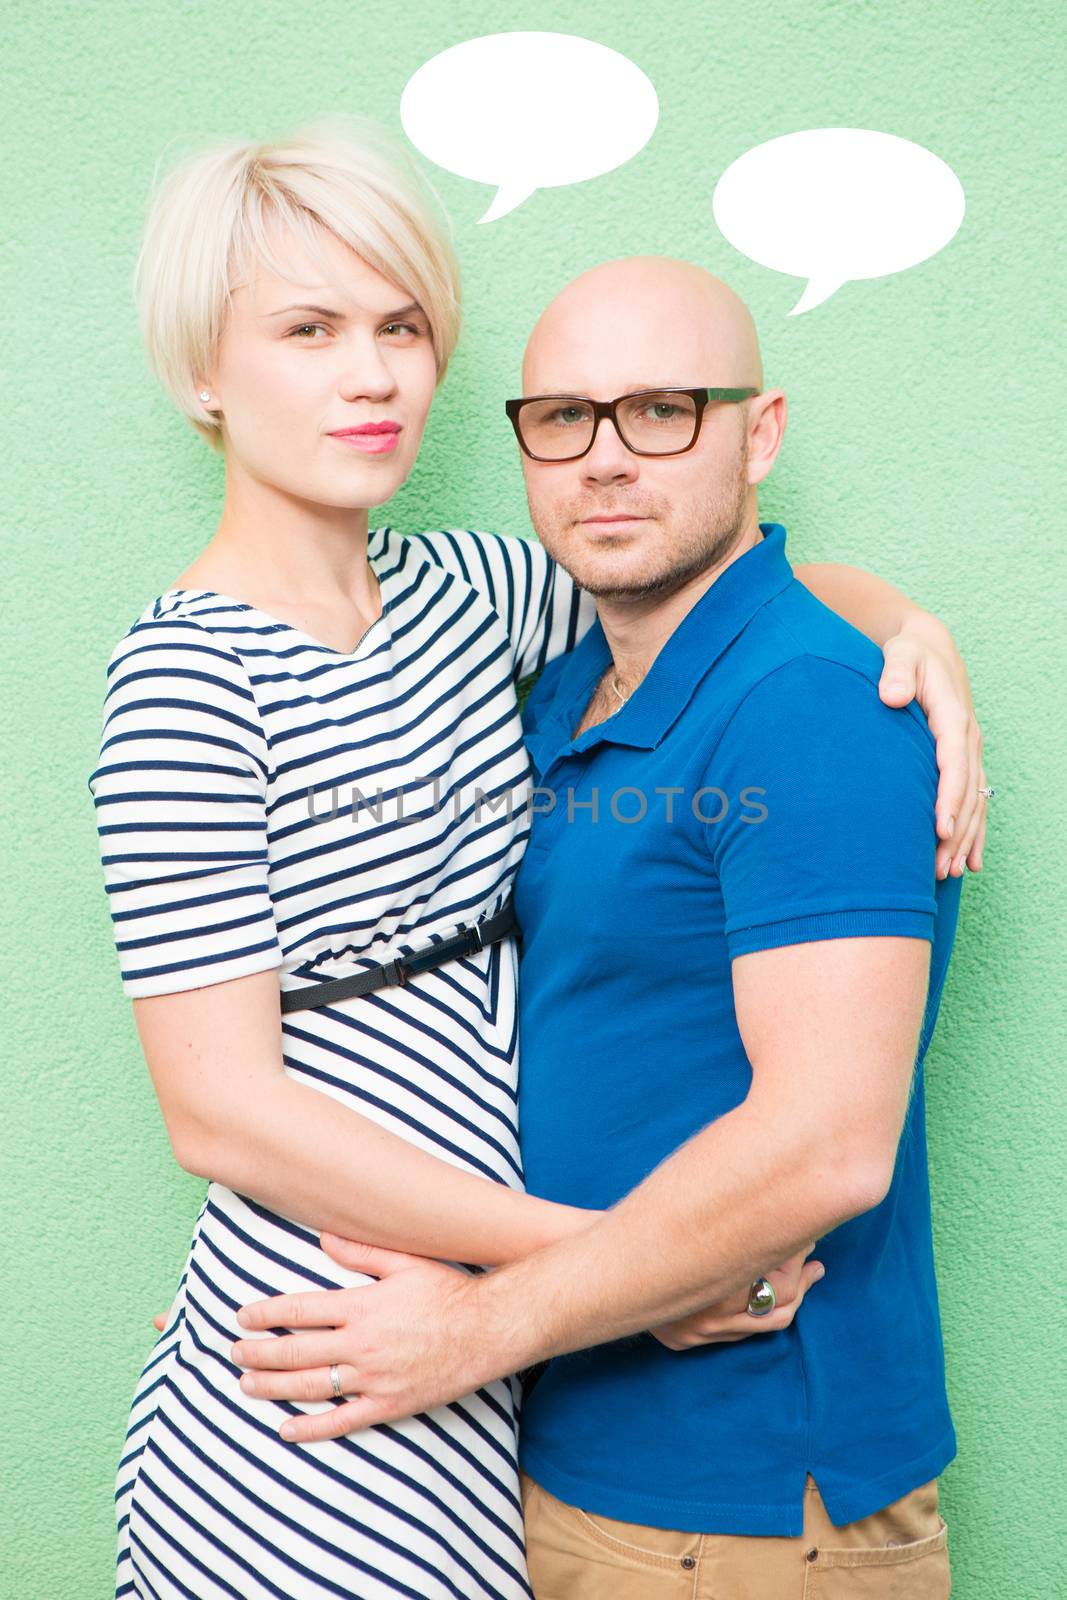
328, 422, 401, 455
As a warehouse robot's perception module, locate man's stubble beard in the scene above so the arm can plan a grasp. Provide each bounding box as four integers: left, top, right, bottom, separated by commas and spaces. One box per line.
532, 436, 752, 602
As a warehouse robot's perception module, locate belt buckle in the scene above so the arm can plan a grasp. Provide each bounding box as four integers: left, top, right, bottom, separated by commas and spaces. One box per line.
385, 956, 410, 987
458, 921, 484, 955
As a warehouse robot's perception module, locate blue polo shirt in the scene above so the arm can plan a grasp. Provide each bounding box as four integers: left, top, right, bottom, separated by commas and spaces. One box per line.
514, 522, 963, 1535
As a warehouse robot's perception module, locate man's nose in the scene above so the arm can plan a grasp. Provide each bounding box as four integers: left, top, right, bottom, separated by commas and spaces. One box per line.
580, 413, 639, 483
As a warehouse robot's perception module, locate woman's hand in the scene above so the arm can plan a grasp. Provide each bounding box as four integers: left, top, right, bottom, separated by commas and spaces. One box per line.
877, 620, 987, 878
649, 1245, 824, 1349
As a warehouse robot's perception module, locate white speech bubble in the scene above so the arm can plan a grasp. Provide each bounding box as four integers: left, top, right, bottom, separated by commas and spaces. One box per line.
400, 32, 658, 223
712, 128, 966, 314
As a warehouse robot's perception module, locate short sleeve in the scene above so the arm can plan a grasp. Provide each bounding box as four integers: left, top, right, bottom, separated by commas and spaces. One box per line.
506, 535, 599, 681
705, 655, 941, 960
403, 528, 597, 681
86, 617, 284, 997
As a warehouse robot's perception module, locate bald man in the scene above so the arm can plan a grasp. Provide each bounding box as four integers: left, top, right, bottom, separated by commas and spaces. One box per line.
490, 256, 961, 1595
235, 258, 965, 1597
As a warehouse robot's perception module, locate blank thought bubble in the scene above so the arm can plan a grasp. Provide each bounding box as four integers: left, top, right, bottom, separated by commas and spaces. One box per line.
400, 32, 659, 223
712, 128, 966, 315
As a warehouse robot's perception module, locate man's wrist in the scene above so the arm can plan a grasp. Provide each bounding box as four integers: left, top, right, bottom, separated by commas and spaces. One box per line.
464, 1259, 549, 1386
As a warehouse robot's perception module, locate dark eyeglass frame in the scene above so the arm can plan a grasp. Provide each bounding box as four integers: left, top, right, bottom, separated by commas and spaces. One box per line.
504, 386, 760, 462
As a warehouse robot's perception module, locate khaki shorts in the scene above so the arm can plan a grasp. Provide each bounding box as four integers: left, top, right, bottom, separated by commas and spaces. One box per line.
521, 1470, 950, 1598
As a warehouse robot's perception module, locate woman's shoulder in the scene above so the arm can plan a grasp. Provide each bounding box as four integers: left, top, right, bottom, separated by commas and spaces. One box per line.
394, 524, 551, 580
103, 590, 261, 666
387, 526, 594, 677
90, 597, 266, 801
97, 593, 260, 721
388, 525, 558, 627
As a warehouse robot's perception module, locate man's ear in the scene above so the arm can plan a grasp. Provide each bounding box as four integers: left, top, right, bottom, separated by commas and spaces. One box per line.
746, 389, 787, 487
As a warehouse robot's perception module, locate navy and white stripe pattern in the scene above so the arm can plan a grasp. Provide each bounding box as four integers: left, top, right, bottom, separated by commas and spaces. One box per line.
88, 527, 595, 1599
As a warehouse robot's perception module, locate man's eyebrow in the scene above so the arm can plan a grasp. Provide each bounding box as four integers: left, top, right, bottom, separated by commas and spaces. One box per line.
260, 301, 426, 320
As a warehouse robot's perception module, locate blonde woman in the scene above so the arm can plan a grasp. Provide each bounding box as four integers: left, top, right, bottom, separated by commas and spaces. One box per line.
89, 116, 983, 1600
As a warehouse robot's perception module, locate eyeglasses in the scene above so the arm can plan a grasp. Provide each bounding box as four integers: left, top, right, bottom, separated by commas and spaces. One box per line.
504, 386, 759, 462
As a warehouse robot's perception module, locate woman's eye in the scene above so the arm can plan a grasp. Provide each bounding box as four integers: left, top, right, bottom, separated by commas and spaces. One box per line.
286, 320, 426, 341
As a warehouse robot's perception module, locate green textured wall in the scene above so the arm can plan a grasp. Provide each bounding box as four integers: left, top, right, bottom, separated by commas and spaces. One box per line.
5, 2, 1065, 1595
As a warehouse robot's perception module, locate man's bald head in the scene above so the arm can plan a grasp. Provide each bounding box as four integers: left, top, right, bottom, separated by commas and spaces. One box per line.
522, 256, 763, 396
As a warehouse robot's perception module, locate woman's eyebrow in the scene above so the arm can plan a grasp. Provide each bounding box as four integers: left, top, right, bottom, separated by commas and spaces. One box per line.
261, 300, 425, 320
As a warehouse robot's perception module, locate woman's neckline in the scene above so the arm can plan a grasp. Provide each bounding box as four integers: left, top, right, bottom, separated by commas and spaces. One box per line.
159, 527, 394, 659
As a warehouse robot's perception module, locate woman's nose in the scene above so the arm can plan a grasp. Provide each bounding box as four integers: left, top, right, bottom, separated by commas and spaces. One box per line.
337, 336, 398, 401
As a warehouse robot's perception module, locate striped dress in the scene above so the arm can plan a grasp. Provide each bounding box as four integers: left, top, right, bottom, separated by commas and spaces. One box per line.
87, 526, 595, 1600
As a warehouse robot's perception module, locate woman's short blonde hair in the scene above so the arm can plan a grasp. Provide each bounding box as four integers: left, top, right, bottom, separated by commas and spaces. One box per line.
133, 113, 462, 451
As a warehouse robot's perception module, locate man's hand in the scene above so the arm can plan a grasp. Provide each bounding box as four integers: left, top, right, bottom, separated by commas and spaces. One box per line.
230, 1233, 491, 1443
877, 624, 987, 878
650, 1244, 824, 1350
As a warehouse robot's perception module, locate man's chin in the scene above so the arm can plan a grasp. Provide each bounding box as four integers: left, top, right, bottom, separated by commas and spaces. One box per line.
579, 574, 675, 601
548, 533, 660, 598
535, 524, 721, 601
570, 551, 712, 602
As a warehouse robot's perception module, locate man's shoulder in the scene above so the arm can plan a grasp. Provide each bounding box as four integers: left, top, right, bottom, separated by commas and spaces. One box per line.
762, 576, 887, 682
718, 592, 936, 768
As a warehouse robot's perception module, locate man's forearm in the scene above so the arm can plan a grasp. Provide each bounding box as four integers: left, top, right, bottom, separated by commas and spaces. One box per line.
469, 1097, 884, 1382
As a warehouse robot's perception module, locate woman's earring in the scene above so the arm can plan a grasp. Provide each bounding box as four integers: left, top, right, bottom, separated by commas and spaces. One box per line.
199, 391, 211, 402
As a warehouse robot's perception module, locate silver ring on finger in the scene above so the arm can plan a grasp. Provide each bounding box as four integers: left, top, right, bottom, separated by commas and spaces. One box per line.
329, 1362, 344, 1400
978, 786, 994, 799
746, 1277, 777, 1317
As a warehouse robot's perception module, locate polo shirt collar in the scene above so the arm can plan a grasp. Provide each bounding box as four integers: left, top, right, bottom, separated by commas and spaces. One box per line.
547, 521, 795, 754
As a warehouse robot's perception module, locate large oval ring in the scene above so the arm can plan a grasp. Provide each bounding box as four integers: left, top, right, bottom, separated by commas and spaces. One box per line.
329, 1362, 344, 1400
746, 1277, 777, 1317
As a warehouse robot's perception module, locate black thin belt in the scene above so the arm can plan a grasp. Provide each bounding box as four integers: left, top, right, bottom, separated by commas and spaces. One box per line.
279, 898, 521, 1014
